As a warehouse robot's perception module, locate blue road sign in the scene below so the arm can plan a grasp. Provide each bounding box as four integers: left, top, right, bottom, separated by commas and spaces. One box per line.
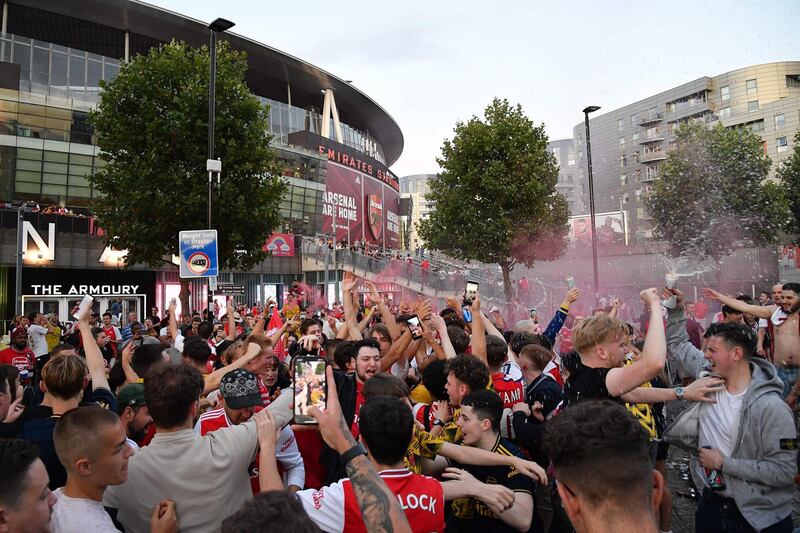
179, 230, 219, 278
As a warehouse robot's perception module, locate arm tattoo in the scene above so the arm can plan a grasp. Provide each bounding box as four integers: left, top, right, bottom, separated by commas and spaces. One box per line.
346, 455, 412, 533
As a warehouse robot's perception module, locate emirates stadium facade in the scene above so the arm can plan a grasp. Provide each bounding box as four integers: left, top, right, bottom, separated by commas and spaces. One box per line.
0, 0, 404, 320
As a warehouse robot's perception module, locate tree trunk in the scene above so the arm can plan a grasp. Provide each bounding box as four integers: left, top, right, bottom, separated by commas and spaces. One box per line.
501, 262, 513, 304
715, 257, 724, 294
179, 277, 191, 319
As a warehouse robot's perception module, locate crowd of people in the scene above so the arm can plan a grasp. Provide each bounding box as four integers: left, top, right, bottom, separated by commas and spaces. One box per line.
1, 271, 799, 533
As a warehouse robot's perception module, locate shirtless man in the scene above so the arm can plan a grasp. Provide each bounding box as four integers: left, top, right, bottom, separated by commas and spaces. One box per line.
704, 283, 800, 402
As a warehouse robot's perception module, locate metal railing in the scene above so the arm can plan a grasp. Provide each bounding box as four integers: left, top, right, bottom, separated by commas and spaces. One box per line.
303, 237, 507, 300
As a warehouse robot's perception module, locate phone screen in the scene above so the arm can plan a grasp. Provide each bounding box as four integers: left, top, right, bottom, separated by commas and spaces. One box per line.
464, 281, 479, 303
407, 315, 423, 339
462, 306, 473, 324
293, 357, 327, 424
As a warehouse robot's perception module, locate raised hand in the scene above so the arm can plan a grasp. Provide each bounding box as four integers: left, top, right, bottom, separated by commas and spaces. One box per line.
639, 288, 660, 307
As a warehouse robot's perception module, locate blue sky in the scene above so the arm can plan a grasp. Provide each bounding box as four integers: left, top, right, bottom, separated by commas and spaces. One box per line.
148, 0, 799, 177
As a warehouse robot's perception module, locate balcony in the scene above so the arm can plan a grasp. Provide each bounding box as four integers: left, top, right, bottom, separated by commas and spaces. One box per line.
641, 173, 658, 183
639, 134, 665, 144
640, 150, 667, 163
639, 113, 663, 126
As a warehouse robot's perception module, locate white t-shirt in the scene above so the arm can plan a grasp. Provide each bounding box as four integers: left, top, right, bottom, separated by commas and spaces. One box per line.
699, 387, 748, 457
50, 488, 119, 532
28, 324, 50, 357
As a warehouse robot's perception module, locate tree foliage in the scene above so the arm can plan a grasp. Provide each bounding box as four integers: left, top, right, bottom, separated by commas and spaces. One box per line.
89, 40, 286, 273
645, 122, 789, 261
779, 131, 800, 236
418, 98, 569, 300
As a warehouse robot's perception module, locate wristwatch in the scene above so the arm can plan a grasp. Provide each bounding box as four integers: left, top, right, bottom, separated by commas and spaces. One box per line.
674, 387, 685, 400
340, 443, 367, 465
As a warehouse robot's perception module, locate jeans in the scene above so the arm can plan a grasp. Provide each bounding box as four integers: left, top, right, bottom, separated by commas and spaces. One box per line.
777, 367, 799, 399
696, 490, 792, 533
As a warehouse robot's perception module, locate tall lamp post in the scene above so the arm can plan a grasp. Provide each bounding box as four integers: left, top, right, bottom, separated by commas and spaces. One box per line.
582, 105, 601, 306
15, 201, 36, 315
207, 17, 235, 317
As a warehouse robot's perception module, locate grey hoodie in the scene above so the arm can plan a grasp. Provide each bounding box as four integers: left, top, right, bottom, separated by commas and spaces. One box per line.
664, 306, 797, 530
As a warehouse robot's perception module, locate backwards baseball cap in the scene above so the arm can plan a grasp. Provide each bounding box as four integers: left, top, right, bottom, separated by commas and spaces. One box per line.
117, 383, 146, 412
220, 369, 262, 409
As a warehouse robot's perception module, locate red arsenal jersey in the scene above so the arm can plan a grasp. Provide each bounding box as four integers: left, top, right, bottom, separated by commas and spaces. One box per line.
297, 468, 444, 533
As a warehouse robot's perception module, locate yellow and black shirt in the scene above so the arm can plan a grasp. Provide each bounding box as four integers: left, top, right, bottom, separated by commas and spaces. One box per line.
446, 435, 536, 533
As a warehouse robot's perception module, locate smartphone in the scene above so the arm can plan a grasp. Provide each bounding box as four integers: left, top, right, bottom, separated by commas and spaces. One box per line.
530, 308, 537, 319
293, 356, 327, 424
567, 277, 576, 289
407, 315, 423, 340
464, 281, 479, 304
462, 306, 473, 324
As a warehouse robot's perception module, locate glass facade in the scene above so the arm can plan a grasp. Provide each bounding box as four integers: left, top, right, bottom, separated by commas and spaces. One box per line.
0, 31, 385, 233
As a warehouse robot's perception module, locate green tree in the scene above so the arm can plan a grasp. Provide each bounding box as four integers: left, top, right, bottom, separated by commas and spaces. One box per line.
90, 41, 285, 312
645, 122, 789, 267
779, 131, 800, 235
418, 98, 569, 301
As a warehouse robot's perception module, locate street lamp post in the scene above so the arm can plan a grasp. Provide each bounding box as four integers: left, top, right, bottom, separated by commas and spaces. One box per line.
15, 201, 35, 315
582, 105, 601, 307
207, 17, 235, 317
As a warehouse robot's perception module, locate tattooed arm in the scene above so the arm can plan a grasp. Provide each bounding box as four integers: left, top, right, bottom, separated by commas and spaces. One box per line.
309, 366, 412, 533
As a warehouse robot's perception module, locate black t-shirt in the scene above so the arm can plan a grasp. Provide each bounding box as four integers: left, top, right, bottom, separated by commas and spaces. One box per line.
11, 387, 117, 489
446, 436, 536, 533
564, 362, 622, 407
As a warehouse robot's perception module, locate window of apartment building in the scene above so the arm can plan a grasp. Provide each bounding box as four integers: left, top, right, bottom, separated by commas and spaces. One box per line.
552, 148, 560, 166
778, 136, 789, 153
620, 174, 628, 186
632, 131, 639, 142
720, 85, 730, 101
718, 106, 731, 119
566, 174, 573, 183
646, 165, 659, 180
787, 75, 800, 88
775, 113, 785, 129
620, 154, 627, 167
636, 207, 645, 219
634, 169, 642, 182
631, 113, 638, 126
749, 120, 765, 133
578, 150, 583, 160
634, 189, 642, 202
746, 79, 757, 96
618, 118, 624, 130
567, 150, 575, 166
748, 100, 759, 112
647, 106, 659, 120
622, 193, 629, 205
619, 137, 625, 148
632, 150, 640, 163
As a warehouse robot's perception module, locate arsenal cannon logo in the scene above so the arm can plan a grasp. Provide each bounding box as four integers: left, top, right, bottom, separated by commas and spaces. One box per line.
367, 194, 383, 240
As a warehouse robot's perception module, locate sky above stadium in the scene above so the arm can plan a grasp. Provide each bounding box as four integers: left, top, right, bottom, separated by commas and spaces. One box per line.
148, 0, 799, 177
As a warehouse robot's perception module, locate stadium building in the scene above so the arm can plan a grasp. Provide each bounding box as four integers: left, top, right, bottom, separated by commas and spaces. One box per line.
0, 0, 404, 320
